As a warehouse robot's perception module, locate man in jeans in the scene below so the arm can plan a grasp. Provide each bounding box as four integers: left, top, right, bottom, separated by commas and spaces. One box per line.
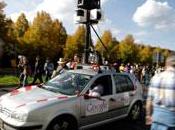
146, 55, 175, 130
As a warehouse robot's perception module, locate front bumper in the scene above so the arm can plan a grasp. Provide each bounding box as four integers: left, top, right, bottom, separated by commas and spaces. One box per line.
0, 119, 42, 130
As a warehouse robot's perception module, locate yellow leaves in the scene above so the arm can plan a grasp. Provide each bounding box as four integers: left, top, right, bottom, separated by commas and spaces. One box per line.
64, 26, 85, 58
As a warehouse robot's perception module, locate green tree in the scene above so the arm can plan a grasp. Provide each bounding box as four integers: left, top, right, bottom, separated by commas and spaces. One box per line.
118, 34, 138, 63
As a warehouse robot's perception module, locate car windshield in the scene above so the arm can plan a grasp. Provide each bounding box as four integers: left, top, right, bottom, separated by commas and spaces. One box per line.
44, 72, 92, 95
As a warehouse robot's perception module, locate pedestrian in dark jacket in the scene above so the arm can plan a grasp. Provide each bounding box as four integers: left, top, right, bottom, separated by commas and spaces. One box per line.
44, 58, 54, 82
32, 56, 43, 84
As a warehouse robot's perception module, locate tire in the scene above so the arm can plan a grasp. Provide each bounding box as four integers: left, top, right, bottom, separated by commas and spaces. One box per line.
46, 116, 77, 130
128, 102, 142, 121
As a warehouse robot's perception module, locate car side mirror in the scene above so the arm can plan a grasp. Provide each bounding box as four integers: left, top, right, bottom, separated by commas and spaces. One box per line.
84, 94, 90, 99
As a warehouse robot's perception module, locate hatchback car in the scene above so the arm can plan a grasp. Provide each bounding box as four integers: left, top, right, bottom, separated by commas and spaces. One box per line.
0, 66, 143, 130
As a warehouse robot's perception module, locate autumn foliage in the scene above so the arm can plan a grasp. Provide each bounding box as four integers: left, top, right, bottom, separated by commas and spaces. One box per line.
0, 1, 172, 67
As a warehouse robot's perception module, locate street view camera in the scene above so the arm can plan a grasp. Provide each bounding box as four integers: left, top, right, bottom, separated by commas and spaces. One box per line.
75, 0, 105, 64
77, 0, 101, 9
75, 0, 102, 24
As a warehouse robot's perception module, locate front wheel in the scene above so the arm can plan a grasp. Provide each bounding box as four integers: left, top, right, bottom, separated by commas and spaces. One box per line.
47, 117, 77, 130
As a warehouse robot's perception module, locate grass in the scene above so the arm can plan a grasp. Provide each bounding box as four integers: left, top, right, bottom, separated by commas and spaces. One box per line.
0, 75, 33, 87
0, 75, 19, 86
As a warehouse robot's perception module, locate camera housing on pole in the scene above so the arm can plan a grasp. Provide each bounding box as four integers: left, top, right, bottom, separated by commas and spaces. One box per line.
77, 0, 101, 10
90, 9, 102, 24
75, 0, 102, 64
74, 9, 102, 24
74, 9, 87, 23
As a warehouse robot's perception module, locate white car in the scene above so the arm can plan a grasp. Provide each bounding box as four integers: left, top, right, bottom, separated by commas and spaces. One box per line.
0, 67, 143, 130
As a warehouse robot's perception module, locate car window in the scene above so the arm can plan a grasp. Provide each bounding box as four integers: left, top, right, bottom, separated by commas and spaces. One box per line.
114, 74, 134, 93
91, 75, 113, 96
44, 72, 92, 95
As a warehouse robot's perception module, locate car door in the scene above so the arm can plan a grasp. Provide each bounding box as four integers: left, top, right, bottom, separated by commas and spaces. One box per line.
80, 74, 114, 126
110, 74, 136, 117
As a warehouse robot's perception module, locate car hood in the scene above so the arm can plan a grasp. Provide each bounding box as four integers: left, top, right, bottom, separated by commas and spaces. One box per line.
0, 85, 69, 111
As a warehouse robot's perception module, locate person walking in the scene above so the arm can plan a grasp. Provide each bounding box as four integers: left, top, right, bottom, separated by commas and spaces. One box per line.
32, 56, 43, 84
18, 55, 25, 86
17, 55, 24, 77
44, 58, 54, 82
18, 56, 30, 87
21, 57, 30, 87
146, 55, 175, 130
67, 54, 79, 70
51, 58, 68, 78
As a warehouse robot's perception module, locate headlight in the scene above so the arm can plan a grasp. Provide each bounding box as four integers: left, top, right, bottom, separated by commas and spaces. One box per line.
11, 111, 28, 122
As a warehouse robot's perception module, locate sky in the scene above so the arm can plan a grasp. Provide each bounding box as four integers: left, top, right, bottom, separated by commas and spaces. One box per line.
3, 0, 175, 51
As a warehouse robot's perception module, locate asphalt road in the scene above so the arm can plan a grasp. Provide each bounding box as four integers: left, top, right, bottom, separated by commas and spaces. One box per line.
0, 88, 150, 130
90, 118, 150, 130
89, 105, 150, 130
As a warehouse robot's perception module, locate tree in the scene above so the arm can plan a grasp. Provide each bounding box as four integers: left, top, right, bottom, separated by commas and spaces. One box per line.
0, 1, 16, 67
64, 25, 85, 59
138, 45, 152, 64
14, 13, 29, 38
0, 1, 7, 40
95, 30, 113, 59
118, 34, 138, 63
64, 35, 76, 59
22, 11, 67, 60
162, 49, 170, 59
108, 38, 119, 62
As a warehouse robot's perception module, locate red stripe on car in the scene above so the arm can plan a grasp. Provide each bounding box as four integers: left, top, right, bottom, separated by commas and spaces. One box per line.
57, 96, 68, 99
16, 103, 26, 108
10, 90, 20, 96
37, 99, 48, 102
25, 86, 32, 91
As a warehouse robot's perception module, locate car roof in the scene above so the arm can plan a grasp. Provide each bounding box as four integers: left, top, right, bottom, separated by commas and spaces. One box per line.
68, 69, 98, 76
68, 64, 115, 75
67, 65, 136, 79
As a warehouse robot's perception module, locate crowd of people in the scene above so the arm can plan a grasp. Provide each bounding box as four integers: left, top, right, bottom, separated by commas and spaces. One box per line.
17, 53, 164, 88
17, 54, 80, 87
113, 62, 164, 86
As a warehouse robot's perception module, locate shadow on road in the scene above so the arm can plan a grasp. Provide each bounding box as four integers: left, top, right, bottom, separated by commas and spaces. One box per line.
90, 118, 151, 130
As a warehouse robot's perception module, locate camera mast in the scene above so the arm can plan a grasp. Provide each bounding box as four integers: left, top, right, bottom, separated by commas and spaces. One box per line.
75, 0, 108, 64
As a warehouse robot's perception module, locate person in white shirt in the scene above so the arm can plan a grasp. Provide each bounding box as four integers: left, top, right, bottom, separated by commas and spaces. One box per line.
89, 84, 104, 98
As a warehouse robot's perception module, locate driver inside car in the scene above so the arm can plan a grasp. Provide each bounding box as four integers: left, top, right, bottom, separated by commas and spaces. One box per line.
89, 83, 104, 98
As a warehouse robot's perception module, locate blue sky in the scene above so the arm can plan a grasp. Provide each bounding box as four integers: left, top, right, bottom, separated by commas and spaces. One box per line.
4, 0, 175, 50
